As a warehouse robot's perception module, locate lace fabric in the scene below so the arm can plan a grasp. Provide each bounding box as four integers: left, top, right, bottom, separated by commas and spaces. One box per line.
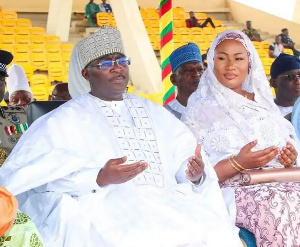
182, 30, 300, 168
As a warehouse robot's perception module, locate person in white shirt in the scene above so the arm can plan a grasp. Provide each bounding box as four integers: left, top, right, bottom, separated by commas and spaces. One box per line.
164, 43, 204, 119
0, 26, 242, 247
270, 53, 300, 117
268, 35, 284, 58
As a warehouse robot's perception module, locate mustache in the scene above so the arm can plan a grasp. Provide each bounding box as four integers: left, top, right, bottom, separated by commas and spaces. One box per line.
110, 74, 126, 80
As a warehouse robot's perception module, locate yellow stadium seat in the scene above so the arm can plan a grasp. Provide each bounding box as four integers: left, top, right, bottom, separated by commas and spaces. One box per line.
149, 20, 159, 28
46, 44, 62, 55
62, 52, 71, 66
31, 35, 46, 45
46, 35, 61, 44
173, 19, 186, 28
30, 74, 50, 88
31, 53, 48, 71
213, 20, 223, 27
16, 19, 32, 27
15, 27, 31, 36
252, 41, 262, 50
96, 12, 110, 26
108, 14, 117, 27
47, 54, 63, 67
257, 49, 268, 58
202, 27, 216, 36
195, 12, 208, 20
2, 11, 18, 19
0, 35, 16, 45
215, 26, 227, 34
48, 65, 66, 82
284, 49, 293, 55
14, 44, 31, 55
61, 43, 74, 53
0, 44, 15, 55
2, 19, 17, 28
0, 27, 15, 35
15, 35, 31, 45
30, 27, 46, 36
261, 41, 271, 50
13, 54, 31, 67
137, 93, 151, 100
30, 44, 46, 54
147, 11, 159, 20
31, 86, 49, 101
21, 64, 34, 82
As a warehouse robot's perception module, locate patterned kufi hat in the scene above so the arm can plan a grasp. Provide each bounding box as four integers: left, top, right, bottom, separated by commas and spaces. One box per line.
270, 53, 300, 79
169, 43, 202, 73
77, 26, 125, 69
0, 50, 13, 77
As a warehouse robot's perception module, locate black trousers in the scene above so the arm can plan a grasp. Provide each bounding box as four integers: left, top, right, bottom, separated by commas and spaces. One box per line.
199, 17, 215, 28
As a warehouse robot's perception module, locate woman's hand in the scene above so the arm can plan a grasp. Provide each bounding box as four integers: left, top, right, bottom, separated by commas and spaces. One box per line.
235, 140, 279, 169
278, 141, 298, 167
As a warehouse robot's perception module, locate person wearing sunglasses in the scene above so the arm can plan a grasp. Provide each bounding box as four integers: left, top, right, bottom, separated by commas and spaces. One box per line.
270, 53, 300, 117
0, 26, 243, 247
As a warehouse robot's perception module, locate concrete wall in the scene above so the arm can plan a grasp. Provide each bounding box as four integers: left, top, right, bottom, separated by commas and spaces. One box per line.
1, 0, 227, 13
228, 0, 300, 45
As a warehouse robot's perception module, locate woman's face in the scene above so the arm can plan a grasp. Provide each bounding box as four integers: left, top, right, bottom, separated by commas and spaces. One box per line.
214, 39, 249, 93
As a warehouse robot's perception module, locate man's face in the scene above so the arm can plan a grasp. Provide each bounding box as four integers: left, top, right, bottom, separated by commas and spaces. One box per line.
9, 90, 32, 107
272, 69, 300, 101
171, 62, 203, 96
275, 36, 281, 44
0, 76, 5, 102
82, 53, 129, 101
283, 30, 288, 36
246, 22, 251, 29
189, 12, 195, 18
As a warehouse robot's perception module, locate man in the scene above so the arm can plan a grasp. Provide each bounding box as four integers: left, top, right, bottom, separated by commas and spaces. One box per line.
0, 26, 242, 247
7, 64, 33, 107
165, 43, 203, 119
186, 11, 215, 28
98, 0, 112, 13
49, 83, 71, 101
270, 53, 300, 117
0, 50, 28, 165
84, 0, 100, 27
269, 35, 284, 58
279, 28, 300, 57
242, 20, 262, 41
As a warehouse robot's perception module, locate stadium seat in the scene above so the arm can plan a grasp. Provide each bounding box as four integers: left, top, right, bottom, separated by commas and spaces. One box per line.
16, 19, 32, 27
96, 12, 110, 26
46, 35, 61, 44
0, 27, 15, 35
31, 53, 48, 71
2, 11, 18, 19
30, 27, 46, 36
30, 74, 50, 88
15, 27, 31, 36
15, 35, 31, 45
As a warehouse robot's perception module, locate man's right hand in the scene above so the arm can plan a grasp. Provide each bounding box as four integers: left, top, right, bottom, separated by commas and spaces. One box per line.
96, 156, 148, 187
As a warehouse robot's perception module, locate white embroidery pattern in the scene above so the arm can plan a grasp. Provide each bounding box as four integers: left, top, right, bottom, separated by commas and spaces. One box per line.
93, 95, 164, 187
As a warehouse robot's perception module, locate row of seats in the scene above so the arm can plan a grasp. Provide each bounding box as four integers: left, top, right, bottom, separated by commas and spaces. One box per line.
0, 18, 33, 28
0, 10, 18, 19
95, 13, 116, 27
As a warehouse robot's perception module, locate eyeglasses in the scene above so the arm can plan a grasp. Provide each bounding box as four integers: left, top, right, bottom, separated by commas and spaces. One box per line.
87, 57, 131, 70
278, 74, 300, 82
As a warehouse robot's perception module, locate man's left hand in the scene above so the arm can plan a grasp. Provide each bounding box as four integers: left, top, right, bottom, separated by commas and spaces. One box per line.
186, 144, 205, 182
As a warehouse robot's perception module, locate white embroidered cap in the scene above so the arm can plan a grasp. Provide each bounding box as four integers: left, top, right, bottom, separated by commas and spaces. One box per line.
77, 26, 125, 69
7, 64, 32, 99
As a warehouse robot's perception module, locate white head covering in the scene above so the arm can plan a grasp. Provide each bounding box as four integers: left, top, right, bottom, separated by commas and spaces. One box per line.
68, 26, 125, 98
7, 64, 32, 99
182, 30, 300, 168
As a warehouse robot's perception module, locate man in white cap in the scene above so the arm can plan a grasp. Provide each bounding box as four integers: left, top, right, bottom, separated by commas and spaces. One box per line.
0, 51, 29, 162
0, 26, 242, 247
7, 64, 33, 107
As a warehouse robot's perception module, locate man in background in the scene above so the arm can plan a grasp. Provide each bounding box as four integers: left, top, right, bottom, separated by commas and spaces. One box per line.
279, 28, 300, 57
270, 53, 300, 117
84, 0, 100, 27
242, 20, 262, 41
98, 0, 112, 13
49, 83, 71, 101
269, 35, 284, 58
165, 43, 204, 119
186, 11, 215, 28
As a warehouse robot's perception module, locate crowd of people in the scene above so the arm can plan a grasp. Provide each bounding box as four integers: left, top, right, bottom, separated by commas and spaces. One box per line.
0, 7, 300, 247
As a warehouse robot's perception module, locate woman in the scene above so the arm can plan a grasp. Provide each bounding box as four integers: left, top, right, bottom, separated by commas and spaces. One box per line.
183, 30, 300, 246
0, 186, 43, 246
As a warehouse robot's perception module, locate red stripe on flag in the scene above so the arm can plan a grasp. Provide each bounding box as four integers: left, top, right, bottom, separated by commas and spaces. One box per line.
160, 30, 173, 48
162, 64, 172, 80
159, 0, 172, 17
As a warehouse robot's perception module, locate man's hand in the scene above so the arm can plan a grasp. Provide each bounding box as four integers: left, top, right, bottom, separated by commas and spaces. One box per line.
186, 144, 204, 183
96, 156, 148, 186
278, 141, 298, 167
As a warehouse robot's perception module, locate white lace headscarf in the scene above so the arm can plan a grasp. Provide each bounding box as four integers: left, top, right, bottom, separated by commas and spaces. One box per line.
182, 30, 300, 167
